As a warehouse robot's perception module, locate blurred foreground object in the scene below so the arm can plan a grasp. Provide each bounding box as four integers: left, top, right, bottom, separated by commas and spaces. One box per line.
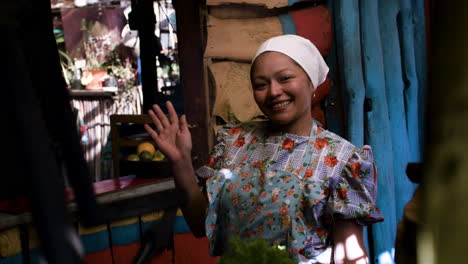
1, 0, 102, 262
418, 2, 468, 264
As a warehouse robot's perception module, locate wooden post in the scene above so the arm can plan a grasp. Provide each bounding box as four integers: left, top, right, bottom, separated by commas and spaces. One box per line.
399, 0, 421, 163
135, 0, 157, 112
378, 0, 416, 224
334, 0, 365, 146
173, 0, 212, 168
360, 1, 398, 262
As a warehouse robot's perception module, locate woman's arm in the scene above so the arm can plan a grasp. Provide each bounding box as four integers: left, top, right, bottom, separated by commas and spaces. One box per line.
171, 158, 208, 237
332, 220, 369, 264
144, 101, 207, 237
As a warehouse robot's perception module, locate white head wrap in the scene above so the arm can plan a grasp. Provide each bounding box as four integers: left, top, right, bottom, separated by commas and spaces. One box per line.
251, 34, 329, 89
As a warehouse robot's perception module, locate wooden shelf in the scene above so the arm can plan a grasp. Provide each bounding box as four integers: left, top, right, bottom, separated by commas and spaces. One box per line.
69, 89, 117, 97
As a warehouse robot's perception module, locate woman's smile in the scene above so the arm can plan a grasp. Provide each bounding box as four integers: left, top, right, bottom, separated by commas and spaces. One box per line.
270, 99, 293, 111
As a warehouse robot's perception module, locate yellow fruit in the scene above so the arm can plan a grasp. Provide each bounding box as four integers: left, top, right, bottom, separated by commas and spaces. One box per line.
137, 141, 155, 156
152, 150, 165, 161
139, 151, 153, 161
127, 153, 140, 161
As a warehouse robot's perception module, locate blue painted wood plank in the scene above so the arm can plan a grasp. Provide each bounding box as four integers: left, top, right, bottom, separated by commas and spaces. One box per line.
378, 0, 415, 223
360, 1, 398, 263
411, 0, 428, 152
324, 0, 345, 136
399, 0, 422, 163
334, 0, 365, 146
279, 13, 297, 35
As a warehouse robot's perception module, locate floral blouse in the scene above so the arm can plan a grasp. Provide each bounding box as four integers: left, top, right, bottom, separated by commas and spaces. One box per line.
196, 120, 383, 263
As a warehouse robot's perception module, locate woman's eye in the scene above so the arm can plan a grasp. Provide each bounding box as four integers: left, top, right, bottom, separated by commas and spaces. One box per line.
279, 76, 292, 82
253, 83, 267, 90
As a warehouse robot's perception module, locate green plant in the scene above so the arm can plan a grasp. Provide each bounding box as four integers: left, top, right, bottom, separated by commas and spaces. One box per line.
217, 237, 296, 264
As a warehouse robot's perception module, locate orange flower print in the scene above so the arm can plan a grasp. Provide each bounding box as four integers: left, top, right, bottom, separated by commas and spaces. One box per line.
304, 168, 313, 178
242, 183, 252, 192
286, 189, 296, 197
227, 183, 234, 192
313, 198, 321, 205
281, 215, 291, 228
206, 157, 216, 167
250, 136, 257, 144
265, 211, 272, 217
255, 204, 262, 213
272, 195, 279, 204
364, 213, 373, 220
252, 161, 264, 167
248, 213, 255, 222
337, 187, 348, 200
257, 225, 264, 233
295, 167, 303, 176
238, 210, 245, 219
252, 195, 259, 203
297, 225, 304, 233
260, 191, 267, 199
316, 228, 327, 237
324, 155, 338, 167
241, 171, 249, 179
296, 212, 304, 218
284, 176, 291, 183
228, 126, 243, 135
232, 195, 239, 207
351, 162, 361, 179
322, 187, 330, 196
282, 138, 295, 151
272, 188, 280, 196
315, 138, 329, 150
267, 171, 276, 178
234, 136, 246, 147
259, 172, 265, 185
267, 217, 274, 225
279, 205, 289, 216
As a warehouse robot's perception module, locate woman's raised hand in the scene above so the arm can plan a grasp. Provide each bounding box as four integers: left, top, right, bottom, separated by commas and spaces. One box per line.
144, 101, 192, 163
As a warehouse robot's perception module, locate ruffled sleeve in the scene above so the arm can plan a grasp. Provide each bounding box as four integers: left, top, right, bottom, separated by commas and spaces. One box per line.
326, 146, 384, 225
195, 121, 240, 180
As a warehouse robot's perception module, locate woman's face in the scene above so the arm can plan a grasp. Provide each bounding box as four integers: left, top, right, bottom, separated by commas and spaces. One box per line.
251, 51, 314, 132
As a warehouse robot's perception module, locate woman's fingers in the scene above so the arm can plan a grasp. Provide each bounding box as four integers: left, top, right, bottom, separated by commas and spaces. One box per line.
153, 104, 170, 129
144, 124, 160, 142
179, 114, 188, 132
166, 101, 179, 126
148, 109, 164, 133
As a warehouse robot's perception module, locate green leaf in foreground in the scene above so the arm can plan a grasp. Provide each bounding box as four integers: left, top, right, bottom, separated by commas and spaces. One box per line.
217, 236, 297, 264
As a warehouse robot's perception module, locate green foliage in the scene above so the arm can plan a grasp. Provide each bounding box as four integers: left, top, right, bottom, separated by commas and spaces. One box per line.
217, 237, 297, 264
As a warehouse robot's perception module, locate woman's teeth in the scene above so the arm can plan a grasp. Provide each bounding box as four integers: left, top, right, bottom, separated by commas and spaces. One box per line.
272, 100, 291, 109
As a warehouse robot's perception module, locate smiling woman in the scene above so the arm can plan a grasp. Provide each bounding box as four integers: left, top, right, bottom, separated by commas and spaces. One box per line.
144, 35, 383, 263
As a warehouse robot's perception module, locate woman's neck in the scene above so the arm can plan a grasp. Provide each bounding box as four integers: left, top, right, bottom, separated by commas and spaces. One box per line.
270, 116, 313, 136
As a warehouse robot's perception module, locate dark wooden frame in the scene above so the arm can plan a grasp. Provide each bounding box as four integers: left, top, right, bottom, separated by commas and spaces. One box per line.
173, 0, 212, 168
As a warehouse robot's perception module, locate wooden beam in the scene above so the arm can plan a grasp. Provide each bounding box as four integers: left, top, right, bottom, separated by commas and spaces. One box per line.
173, 0, 212, 168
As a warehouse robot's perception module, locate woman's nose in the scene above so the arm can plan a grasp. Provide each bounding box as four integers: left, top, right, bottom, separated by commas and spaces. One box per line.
269, 80, 283, 97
